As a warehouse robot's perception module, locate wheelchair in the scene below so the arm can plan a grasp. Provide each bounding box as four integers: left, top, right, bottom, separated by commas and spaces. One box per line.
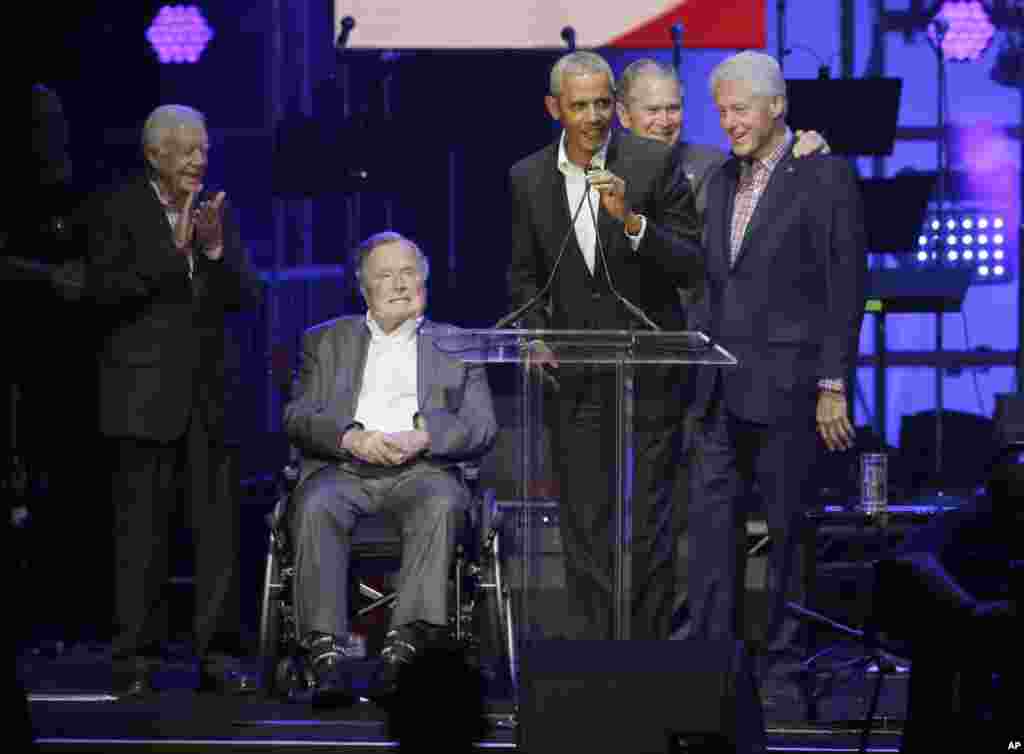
257, 456, 517, 701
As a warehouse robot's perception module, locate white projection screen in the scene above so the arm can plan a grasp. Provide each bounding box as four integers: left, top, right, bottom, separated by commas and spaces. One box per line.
333, 0, 765, 50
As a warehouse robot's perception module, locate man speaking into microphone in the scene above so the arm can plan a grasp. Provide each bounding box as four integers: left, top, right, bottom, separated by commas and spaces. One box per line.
506, 51, 702, 640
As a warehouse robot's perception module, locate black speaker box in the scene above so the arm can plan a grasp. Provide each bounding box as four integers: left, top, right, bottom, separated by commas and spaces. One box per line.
994, 393, 1024, 448
518, 640, 766, 754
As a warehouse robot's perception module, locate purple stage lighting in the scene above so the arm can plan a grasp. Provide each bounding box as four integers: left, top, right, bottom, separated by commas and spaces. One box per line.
146, 5, 214, 64
928, 0, 995, 62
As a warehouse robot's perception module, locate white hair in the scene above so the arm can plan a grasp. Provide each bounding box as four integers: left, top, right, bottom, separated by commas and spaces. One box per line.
549, 51, 614, 98
709, 51, 786, 102
141, 104, 206, 150
353, 231, 430, 291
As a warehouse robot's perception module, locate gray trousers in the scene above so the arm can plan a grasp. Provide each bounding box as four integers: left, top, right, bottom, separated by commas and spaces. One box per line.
289, 462, 467, 640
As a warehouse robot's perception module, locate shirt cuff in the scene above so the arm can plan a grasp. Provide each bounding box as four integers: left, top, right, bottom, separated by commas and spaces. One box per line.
818, 378, 846, 394
625, 213, 646, 250
339, 420, 365, 450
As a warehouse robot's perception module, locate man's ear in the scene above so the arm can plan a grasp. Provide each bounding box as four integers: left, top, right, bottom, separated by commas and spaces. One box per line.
544, 95, 562, 123
770, 96, 785, 120
615, 102, 632, 130
143, 144, 160, 172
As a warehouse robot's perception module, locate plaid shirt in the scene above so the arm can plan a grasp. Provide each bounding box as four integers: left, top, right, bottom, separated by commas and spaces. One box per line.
729, 129, 792, 267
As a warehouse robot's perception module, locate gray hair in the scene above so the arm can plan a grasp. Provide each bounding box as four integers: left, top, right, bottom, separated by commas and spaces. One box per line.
549, 51, 615, 98
142, 104, 206, 150
709, 51, 786, 102
353, 231, 430, 290
618, 59, 683, 106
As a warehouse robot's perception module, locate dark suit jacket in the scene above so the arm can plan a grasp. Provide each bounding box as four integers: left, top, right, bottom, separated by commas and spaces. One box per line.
671, 141, 730, 329
676, 141, 730, 221
508, 129, 702, 424
284, 316, 498, 485
693, 147, 867, 425
84, 175, 263, 443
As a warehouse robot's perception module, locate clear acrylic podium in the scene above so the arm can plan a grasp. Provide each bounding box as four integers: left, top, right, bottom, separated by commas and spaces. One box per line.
434, 329, 737, 690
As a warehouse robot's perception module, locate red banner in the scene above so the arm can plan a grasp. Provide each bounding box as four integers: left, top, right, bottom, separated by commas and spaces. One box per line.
610, 0, 766, 49
334, 1, 765, 49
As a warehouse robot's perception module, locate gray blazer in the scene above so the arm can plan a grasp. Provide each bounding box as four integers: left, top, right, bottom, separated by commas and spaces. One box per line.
284, 315, 498, 483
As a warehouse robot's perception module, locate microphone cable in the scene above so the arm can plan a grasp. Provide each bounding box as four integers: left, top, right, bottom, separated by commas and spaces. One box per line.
494, 179, 594, 329
584, 179, 661, 331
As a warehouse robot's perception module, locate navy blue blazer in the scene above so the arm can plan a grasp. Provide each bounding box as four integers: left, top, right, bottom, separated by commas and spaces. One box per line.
692, 147, 867, 425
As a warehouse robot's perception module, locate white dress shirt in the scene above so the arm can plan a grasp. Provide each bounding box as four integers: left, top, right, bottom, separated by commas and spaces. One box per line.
556, 131, 646, 274
557, 132, 607, 274
352, 314, 422, 433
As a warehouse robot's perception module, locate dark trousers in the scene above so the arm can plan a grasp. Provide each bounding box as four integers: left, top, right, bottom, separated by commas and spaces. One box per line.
685, 393, 817, 646
670, 413, 698, 631
552, 390, 682, 640
289, 462, 466, 640
110, 414, 241, 661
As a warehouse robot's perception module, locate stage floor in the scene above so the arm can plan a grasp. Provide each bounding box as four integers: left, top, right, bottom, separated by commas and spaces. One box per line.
21, 642, 908, 753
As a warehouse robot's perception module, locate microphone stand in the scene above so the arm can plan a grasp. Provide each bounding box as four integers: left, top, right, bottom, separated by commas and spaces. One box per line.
670, 23, 684, 79
494, 179, 594, 330
560, 26, 576, 52
928, 20, 951, 496
335, 14, 354, 52
584, 186, 661, 332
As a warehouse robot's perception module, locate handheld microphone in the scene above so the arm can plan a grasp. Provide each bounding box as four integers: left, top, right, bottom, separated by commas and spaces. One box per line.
494, 178, 593, 329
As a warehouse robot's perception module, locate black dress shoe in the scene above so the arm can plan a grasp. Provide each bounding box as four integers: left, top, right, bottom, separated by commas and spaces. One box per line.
112, 657, 157, 701
368, 623, 445, 702
198, 657, 258, 695
307, 635, 358, 709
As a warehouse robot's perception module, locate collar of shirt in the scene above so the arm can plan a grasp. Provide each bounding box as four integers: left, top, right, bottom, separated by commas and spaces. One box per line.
747, 127, 793, 177
150, 180, 194, 277
150, 180, 182, 212
556, 130, 611, 178
365, 313, 424, 343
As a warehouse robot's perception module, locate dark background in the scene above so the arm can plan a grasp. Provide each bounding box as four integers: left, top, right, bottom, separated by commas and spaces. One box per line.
17, 2, 579, 646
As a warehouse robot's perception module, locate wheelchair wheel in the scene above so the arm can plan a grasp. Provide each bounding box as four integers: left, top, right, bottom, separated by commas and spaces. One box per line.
259, 532, 282, 695
471, 488, 516, 693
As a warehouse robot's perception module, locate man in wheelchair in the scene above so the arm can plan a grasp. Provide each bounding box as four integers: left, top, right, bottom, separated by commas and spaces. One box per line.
283, 231, 497, 704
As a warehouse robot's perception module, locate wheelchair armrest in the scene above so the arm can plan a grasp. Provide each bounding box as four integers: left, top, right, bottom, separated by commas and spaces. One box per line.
265, 489, 295, 560
266, 460, 301, 533
279, 461, 301, 494
479, 488, 504, 554
267, 494, 291, 530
